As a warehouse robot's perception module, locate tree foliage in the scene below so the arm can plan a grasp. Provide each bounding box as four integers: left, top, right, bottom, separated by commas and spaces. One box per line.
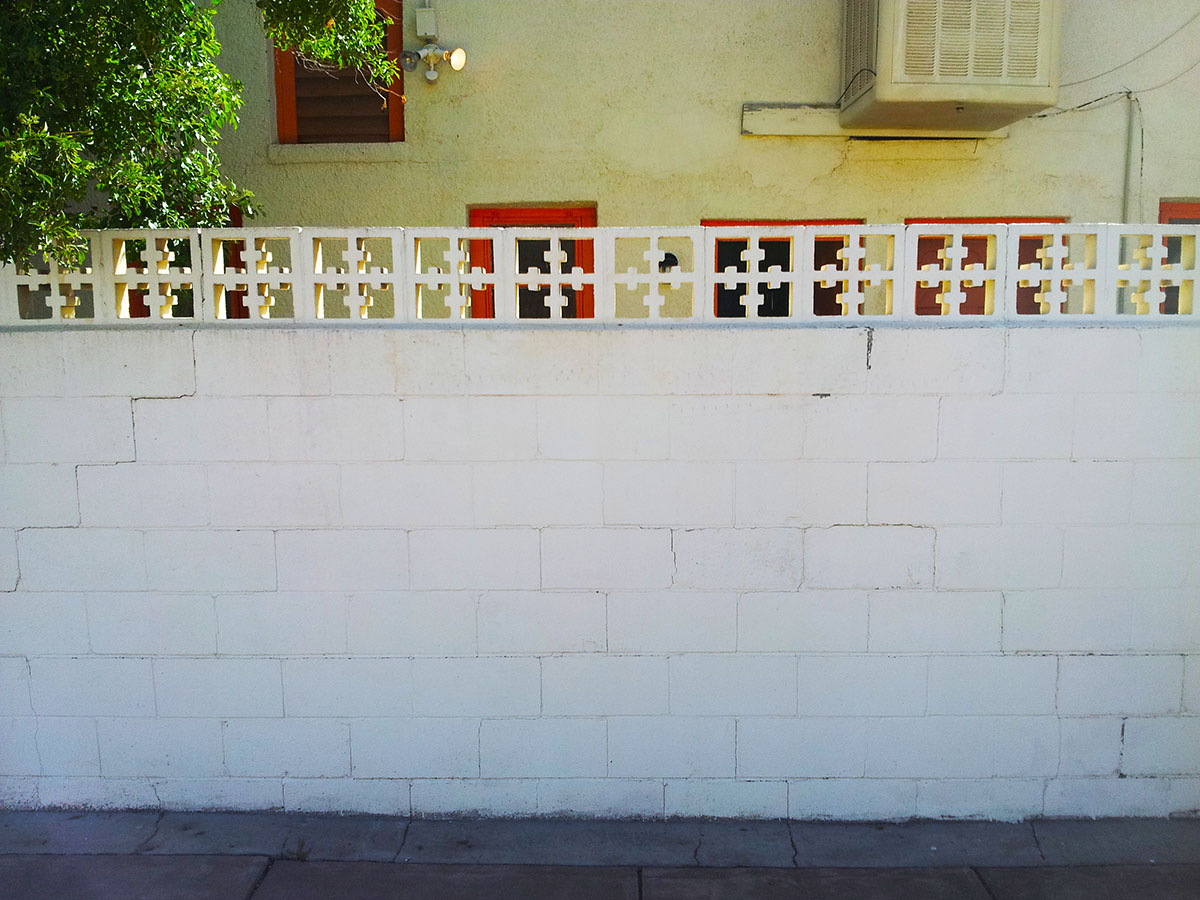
0, 0, 394, 267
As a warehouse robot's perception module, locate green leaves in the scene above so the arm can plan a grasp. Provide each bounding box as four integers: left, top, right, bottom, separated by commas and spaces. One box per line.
0, 0, 384, 267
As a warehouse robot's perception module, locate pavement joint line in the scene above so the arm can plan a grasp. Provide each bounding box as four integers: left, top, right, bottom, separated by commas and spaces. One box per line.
636, 866, 644, 900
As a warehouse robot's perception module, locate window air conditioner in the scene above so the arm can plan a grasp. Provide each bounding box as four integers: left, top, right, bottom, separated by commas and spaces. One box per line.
841, 0, 1059, 134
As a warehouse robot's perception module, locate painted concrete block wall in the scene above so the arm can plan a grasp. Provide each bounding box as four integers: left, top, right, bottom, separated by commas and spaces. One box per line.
1, 326, 1198, 819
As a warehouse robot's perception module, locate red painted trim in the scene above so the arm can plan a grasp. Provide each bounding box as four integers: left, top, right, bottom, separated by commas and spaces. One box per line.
1160, 200, 1200, 224
701, 218, 864, 227
467, 206, 598, 318
273, 48, 298, 144
904, 217, 1068, 224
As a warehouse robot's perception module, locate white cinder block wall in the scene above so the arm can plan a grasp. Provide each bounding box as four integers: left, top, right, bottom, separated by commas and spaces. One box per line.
1, 325, 1198, 820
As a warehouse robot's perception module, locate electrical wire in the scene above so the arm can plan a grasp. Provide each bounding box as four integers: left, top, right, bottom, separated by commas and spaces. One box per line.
1134, 52, 1200, 93
1060, 9, 1200, 86
835, 67, 876, 106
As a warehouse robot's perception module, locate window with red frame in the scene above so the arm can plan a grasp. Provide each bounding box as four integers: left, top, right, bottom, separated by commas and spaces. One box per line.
274, 0, 403, 144
1158, 199, 1200, 315
905, 217, 1067, 316
467, 206, 597, 319
702, 219, 865, 317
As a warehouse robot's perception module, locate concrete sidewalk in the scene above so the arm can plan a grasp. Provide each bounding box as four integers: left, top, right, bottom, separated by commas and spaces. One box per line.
1, 811, 1198, 899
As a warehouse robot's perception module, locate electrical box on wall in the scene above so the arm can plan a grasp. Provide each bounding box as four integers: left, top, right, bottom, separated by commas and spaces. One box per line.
415, 7, 438, 41
841, 0, 1060, 134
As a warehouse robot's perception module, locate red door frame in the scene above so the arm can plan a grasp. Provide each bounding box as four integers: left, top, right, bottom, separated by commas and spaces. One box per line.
1160, 200, 1200, 224
468, 205, 597, 318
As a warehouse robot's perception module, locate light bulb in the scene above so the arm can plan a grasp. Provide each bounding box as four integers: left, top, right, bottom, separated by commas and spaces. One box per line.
448, 47, 466, 71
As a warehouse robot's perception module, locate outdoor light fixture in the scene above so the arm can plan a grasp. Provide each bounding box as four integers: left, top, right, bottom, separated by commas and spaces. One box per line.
400, 4, 466, 83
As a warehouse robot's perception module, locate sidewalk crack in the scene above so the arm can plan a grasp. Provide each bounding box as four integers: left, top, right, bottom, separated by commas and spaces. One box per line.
1030, 820, 1046, 862
786, 819, 800, 868
133, 810, 165, 854
391, 819, 412, 863
972, 867, 1002, 900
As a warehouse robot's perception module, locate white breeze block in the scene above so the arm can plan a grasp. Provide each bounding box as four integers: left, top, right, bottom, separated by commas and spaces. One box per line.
607, 591, 737, 652
33, 777, 159, 810
17, 529, 148, 592
464, 331, 602, 396
283, 777, 408, 815
0, 719, 41, 775
1074, 394, 1200, 459
1002, 461, 1133, 524
866, 717, 1039, 778
867, 328, 1004, 395
87, 593, 217, 655
541, 655, 669, 716
0, 531, 16, 592
97, 718, 224, 777
1043, 777, 1171, 818
541, 528, 673, 591
223, 719, 351, 777
916, 779, 1045, 821
867, 591, 1001, 652
208, 463, 340, 528
787, 778, 917, 820
146, 529, 276, 592
1057, 655, 1184, 716
154, 657, 284, 718
736, 718, 867, 778
607, 716, 735, 778
536, 778, 665, 818
346, 591, 477, 655
0, 465, 78, 527
276, 529, 407, 592
0, 658, 32, 716
1002, 590, 1131, 652
735, 462, 867, 527
1005, 328, 1141, 394
926, 655, 1057, 715
351, 718, 479, 778
1138, 330, 1200, 392
737, 591, 868, 653
673, 528, 803, 591
935, 526, 1063, 590
1129, 590, 1200, 652
669, 654, 797, 716
61, 330, 195, 398
411, 778, 538, 818
1132, 461, 1200, 524
668, 397, 806, 461
77, 463, 208, 527
594, 330, 734, 396
1062, 526, 1198, 588
1059, 717, 1123, 776
537, 397, 669, 460
411, 657, 540, 717
474, 461, 604, 527
803, 396, 939, 462
1, 398, 133, 463
215, 592, 347, 655
938, 395, 1074, 460
194, 330, 330, 396
341, 463, 473, 528
0, 594, 89, 654
797, 655, 927, 717
603, 462, 734, 526
868, 462, 1002, 525
804, 526, 933, 589
158, 779, 285, 813
283, 658, 413, 717
29, 657, 154, 717
133, 397, 269, 461
34, 718, 101, 776
403, 397, 537, 461
1187, 658, 1200, 713
267, 397, 405, 461
0, 332, 64, 397
409, 529, 538, 591
1121, 718, 1200, 775
730, 330, 867, 395
479, 718, 607, 777
477, 591, 606, 654
329, 329, 466, 396
664, 779, 787, 819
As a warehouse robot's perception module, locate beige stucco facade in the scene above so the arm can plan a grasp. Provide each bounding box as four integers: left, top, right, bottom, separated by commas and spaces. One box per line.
213, 0, 1200, 228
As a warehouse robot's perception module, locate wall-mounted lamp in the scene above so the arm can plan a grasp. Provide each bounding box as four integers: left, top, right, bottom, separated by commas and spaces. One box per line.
400, 5, 466, 83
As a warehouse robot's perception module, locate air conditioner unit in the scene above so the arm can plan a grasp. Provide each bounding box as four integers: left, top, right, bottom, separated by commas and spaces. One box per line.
841, 0, 1059, 134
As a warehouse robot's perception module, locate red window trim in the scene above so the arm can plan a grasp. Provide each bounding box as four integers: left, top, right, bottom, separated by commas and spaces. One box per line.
467, 205, 599, 319
274, 0, 404, 144
1160, 200, 1200, 224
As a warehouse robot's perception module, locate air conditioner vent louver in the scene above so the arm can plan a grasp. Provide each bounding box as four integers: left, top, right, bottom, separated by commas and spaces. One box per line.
841, 0, 1058, 134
